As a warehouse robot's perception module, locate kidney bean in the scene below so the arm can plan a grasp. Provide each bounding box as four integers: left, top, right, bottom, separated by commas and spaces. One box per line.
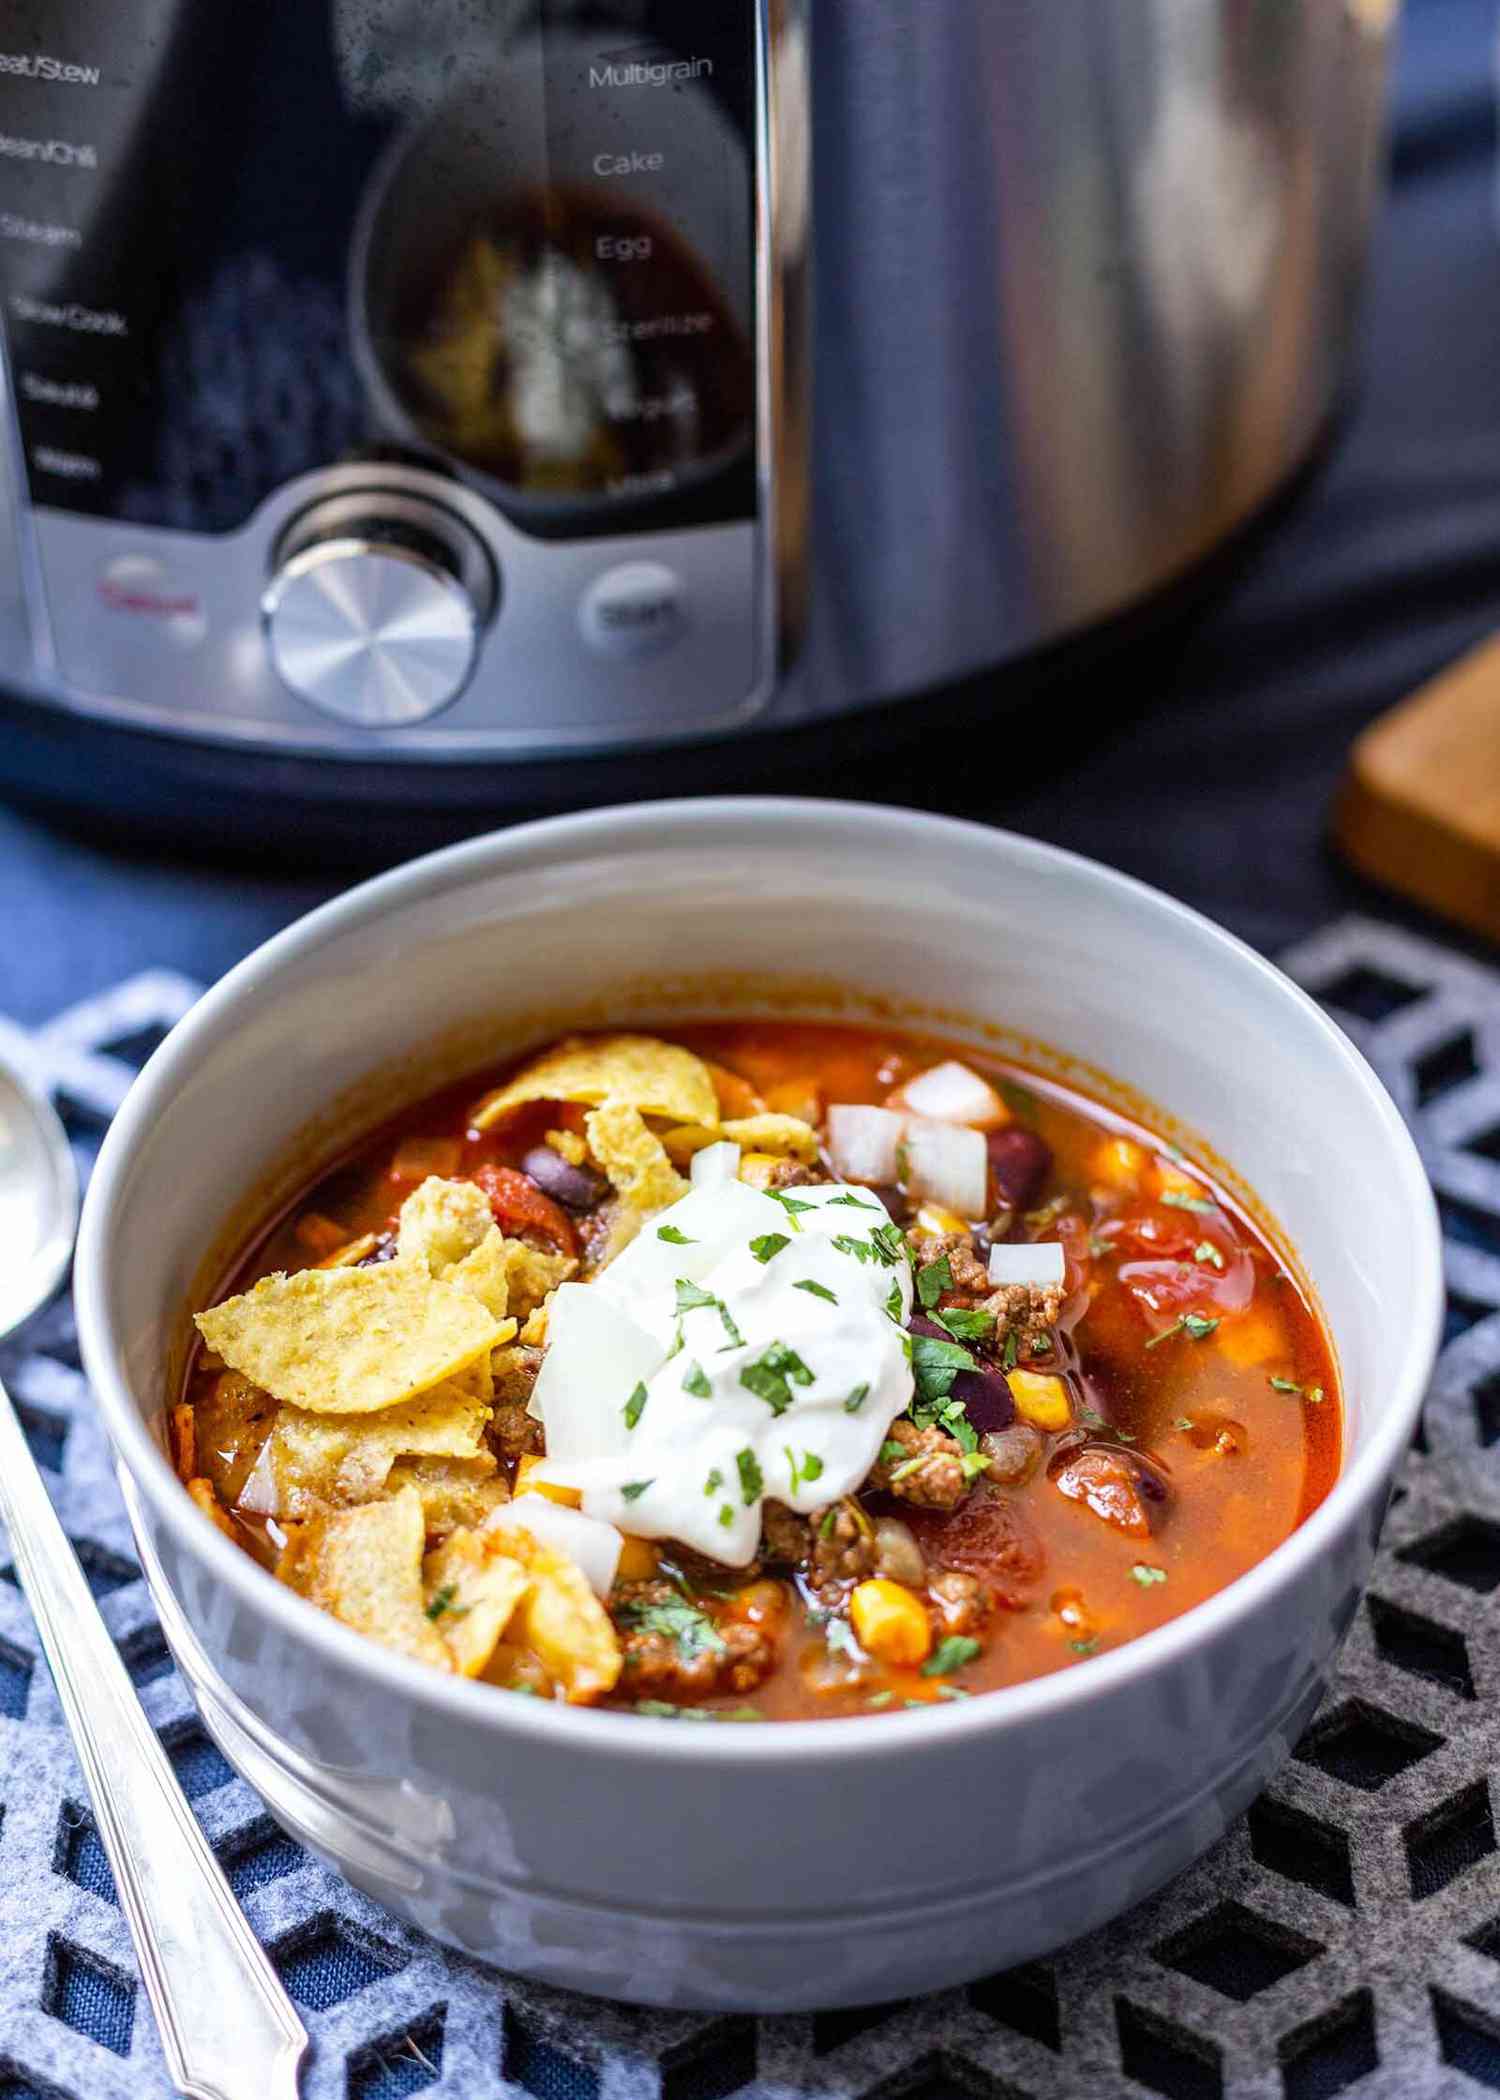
906, 1489, 1045, 1605
986, 1126, 1052, 1211
950, 1364, 1015, 1433
520, 1145, 609, 1214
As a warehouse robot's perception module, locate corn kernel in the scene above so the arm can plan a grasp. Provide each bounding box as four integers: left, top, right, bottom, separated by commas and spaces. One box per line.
737, 1151, 782, 1189
850, 1579, 932, 1666
915, 1201, 967, 1237
1009, 1369, 1072, 1432
615, 1536, 660, 1582
515, 1455, 582, 1508
1095, 1136, 1147, 1189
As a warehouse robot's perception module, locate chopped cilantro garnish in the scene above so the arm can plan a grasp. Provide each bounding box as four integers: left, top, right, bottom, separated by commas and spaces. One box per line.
767, 1190, 815, 1227
623, 1381, 648, 1429
828, 1190, 881, 1210
674, 1276, 742, 1348
885, 1277, 905, 1321
424, 1583, 468, 1622
1174, 1416, 1195, 1431
844, 1382, 871, 1414
1069, 1637, 1099, 1657
960, 1450, 991, 1481
740, 1341, 815, 1415
937, 1305, 995, 1343
1194, 1241, 1225, 1270
665, 1319, 684, 1360
616, 1594, 725, 1661
621, 1480, 653, 1503
1002, 1329, 1019, 1371
704, 1468, 723, 1497
718, 1504, 735, 1529
785, 1446, 825, 1494
657, 1223, 695, 1244
910, 1331, 977, 1405
832, 1233, 876, 1265
750, 1232, 790, 1265
866, 1690, 895, 1710
917, 1255, 953, 1310
1160, 1190, 1217, 1215
1144, 1311, 1220, 1348
1079, 1406, 1135, 1445
894, 1141, 911, 1184
999, 1080, 1038, 1125
879, 1438, 907, 1466
682, 1361, 712, 1399
635, 1699, 761, 1721
922, 1635, 981, 1677
795, 1278, 839, 1304
1268, 1374, 1302, 1394
1130, 1564, 1167, 1587
736, 1447, 764, 1505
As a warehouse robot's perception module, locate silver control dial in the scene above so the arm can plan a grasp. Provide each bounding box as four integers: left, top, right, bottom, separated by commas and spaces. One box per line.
262, 491, 497, 727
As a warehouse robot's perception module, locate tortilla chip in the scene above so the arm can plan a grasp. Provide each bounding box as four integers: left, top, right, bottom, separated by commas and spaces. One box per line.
472, 1033, 718, 1132
279, 1487, 451, 1669
661, 1113, 821, 1167
387, 1453, 509, 1534
195, 1263, 508, 1416
397, 1176, 510, 1320
489, 1523, 621, 1703
261, 1380, 491, 1516
586, 1102, 687, 1254
422, 1527, 531, 1677
503, 1238, 575, 1321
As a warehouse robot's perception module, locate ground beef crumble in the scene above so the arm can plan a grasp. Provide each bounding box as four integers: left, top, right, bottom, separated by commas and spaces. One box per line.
808, 1502, 878, 1588
758, 1500, 811, 1565
869, 1417, 969, 1510
928, 1568, 992, 1637
610, 1579, 778, 1699
766, 1158, 831, 1190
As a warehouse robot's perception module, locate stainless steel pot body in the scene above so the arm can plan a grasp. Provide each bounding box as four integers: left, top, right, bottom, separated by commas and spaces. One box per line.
0, 0, 1393, 762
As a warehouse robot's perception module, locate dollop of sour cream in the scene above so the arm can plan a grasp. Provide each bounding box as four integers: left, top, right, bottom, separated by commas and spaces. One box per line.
530, 1153, 915, 1564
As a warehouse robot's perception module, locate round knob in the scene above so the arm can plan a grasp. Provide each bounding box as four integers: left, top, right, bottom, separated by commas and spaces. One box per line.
262, 491, 497, 727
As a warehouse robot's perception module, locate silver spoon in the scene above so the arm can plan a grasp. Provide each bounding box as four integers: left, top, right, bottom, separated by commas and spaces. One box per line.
0, 1051, 308, 2100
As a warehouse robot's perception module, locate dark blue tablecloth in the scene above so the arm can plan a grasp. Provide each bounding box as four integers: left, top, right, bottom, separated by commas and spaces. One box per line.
5, 0, 1500, 1022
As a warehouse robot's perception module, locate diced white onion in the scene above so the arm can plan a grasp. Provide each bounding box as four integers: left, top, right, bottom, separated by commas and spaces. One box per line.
826, 1103, 906, 1184
893, 1059, 1007, 1130
235, 1438, 278, 1517
904, 1116, 988, 1220
485, 1494, 623, 1597
691, 1139, 741, 1188
988, 1240, 1066, 1287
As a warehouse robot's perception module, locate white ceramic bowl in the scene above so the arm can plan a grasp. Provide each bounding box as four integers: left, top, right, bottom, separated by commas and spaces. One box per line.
76, 799, 1442, 2011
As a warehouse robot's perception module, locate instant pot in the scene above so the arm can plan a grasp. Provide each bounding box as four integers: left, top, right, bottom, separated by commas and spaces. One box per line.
0, 0, 1393, 831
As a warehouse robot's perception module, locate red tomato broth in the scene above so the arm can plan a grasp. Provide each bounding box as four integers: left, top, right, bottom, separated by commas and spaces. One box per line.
180, 1020, 1339, 1719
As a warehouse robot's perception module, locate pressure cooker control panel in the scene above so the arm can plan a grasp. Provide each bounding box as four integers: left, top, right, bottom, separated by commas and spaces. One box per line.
0, 0, 784, 751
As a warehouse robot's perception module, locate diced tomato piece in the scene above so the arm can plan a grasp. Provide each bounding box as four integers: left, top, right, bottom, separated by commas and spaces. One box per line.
471, 1164, 578, 1256
906, 1489, 1045, 1607
1118, 1249, 1254, 1333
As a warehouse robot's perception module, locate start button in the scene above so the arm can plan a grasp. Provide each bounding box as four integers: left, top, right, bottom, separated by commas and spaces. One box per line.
579, 561, 685, 658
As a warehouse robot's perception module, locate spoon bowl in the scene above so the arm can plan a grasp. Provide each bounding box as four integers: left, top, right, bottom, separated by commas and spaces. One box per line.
0, 1051, 77, 1341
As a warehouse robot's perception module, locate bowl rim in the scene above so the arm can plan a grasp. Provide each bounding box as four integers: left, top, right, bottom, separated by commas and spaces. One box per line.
75, 795, 1444, 1765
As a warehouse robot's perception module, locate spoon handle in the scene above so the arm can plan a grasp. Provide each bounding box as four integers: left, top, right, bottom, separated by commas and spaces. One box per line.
0, 1378, 308, 2100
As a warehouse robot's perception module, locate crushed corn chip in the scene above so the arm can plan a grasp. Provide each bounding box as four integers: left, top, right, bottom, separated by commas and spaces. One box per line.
279, 1487, 452, 1668
259, 1380, 491, 1516
586, 1101, 687, 1255
194, 1263, 509, 1417
397, 1175, 510, 1320
545, 1127, 588, 1166
422, 1527, 531, 1677
484, 1521, 622, 1702
503, 1239, 575, 1321
385, 1453, 509, 1533
471, 1033, 718, 1132
660, 1113, 820, 1167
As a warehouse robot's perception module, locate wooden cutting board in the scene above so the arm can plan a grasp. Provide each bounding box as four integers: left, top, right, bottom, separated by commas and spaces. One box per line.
1336, 633, 1500, 943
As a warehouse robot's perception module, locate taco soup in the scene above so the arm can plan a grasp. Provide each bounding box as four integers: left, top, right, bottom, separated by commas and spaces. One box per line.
178, 1022, 1339, 1719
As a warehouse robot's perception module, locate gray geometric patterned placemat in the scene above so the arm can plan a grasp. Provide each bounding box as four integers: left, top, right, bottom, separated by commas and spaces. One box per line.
6, 919, 1500, 2099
